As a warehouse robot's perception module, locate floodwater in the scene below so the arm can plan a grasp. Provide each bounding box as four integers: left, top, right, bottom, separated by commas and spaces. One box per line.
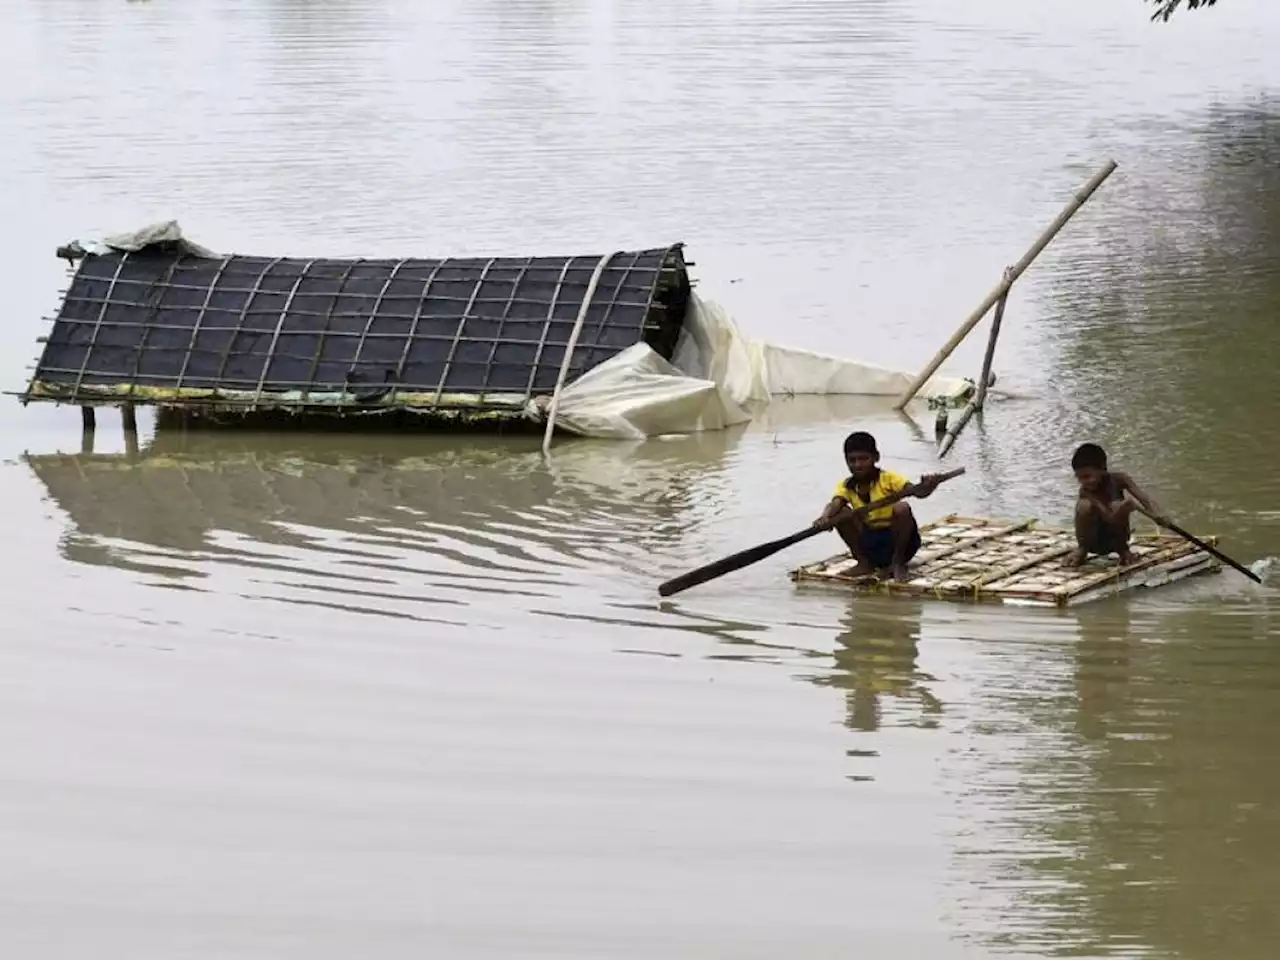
3, 0, 1280, 956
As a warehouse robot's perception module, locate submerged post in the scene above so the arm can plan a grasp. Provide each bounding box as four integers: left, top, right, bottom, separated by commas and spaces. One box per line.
938, 280, 1010, 458
973, 269, 1011, 412
121, 402, 138, 434
894, 159, 1118, 411
541, 251, 620, 456
937, 407, 969, 459
81, 406, 95, 432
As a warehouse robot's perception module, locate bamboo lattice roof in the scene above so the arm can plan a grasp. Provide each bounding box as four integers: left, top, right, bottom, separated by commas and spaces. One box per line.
21, 240, 690, 414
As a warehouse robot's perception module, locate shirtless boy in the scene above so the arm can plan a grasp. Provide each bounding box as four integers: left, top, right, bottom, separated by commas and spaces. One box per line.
1066, 442, 1168, 568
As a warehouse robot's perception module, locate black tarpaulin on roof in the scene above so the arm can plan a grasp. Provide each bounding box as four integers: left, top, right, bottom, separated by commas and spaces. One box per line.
23, 242, 690, 410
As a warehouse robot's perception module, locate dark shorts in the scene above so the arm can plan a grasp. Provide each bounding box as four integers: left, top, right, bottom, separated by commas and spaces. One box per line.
1083, 515, 1128, 555
860, 523, 922, 569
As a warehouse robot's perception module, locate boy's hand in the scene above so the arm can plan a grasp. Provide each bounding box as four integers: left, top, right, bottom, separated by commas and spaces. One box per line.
812, 512, 841, 531
916, 473, 944, 493
1121, 493, 1171, 525
813, 505, 853, 530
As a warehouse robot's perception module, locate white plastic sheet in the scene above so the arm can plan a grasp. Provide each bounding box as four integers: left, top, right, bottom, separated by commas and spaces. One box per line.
88, 220, 218, 258
540, 292, 975, 439
525, 342, 753, 440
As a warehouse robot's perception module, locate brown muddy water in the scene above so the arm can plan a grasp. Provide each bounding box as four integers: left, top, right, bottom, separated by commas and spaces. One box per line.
3, 1, 1280, 957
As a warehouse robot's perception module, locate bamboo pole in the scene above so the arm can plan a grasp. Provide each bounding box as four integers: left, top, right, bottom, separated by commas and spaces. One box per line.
938, 404, 972, 459
894, 159, 1118, 411
938, 272, 1011, 458
973, 267, 1012, 411
541, 252, 619, 456
938, 375, 998, 457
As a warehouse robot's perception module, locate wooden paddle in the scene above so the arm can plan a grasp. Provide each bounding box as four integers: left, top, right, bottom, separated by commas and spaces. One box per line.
657, 467, 966, 598
1127, 498, 1262, 584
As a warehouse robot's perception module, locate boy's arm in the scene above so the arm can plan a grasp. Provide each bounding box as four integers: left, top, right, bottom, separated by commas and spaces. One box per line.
1114, 472, 1169, 522
1084, 494, 1136, 524
813, 496, 850, 529
815, 469, 946, 527
901, 472, 945, 499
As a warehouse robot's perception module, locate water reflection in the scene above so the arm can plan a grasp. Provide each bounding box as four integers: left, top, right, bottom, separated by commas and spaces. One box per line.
1072, 606, 1139, 744
1060, 602, 1280, 960
805, 601, 942, 737
24, 429, 746, 623
941, 596, 1280, 957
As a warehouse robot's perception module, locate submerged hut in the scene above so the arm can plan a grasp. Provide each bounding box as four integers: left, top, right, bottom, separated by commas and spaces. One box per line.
19, 225, 692, 433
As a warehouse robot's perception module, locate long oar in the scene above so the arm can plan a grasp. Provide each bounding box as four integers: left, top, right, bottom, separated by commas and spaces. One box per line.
1128, 498, 1261, 584
658, 467, 966, 598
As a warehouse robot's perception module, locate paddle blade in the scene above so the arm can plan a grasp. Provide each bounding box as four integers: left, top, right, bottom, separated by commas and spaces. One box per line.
658, 527, 820, 598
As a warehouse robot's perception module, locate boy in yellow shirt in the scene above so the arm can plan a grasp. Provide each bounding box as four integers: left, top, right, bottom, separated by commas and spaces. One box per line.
813, 431, 945, 580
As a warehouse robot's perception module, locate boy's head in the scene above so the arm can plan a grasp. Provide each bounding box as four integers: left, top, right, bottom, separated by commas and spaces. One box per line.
843, 431, 880, 479
1071, 442, 1109, 492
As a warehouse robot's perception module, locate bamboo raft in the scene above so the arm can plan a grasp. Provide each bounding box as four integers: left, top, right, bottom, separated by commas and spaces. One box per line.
789, 515, 1222, 607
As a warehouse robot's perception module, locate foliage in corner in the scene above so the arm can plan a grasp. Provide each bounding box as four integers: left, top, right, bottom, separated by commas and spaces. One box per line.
1149, 0, 1219, 21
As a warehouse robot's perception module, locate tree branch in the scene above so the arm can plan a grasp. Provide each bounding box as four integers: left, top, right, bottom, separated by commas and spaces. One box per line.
1149, 0, 1220, 22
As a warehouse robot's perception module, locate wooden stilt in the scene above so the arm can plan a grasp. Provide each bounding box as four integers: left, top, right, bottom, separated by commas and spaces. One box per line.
122, 402, 138, 434
938, 400, 979, 460
939, 280, 1011, 458
81, 406, 96, 431
973, 271, 1010, 413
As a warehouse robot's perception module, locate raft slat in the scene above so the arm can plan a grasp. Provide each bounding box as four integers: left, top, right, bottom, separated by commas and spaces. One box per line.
789, 513, 1222, 607
908, 517, 1036, 567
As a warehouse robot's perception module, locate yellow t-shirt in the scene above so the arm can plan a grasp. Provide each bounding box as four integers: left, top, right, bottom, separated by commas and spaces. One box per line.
832, 469, 909, 528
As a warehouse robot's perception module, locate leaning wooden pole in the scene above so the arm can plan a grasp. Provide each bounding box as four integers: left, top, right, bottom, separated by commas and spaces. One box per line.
972, 266, 1012, 412
938, 282, 1010, 458
894, 159, 1118, 411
